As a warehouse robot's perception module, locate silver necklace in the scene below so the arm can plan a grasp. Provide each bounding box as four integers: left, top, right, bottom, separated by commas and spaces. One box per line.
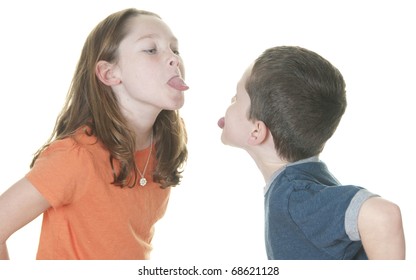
137, 134, 153, 186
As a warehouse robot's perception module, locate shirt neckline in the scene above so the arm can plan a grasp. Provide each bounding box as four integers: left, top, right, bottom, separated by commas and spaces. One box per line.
263, 156, 320, 195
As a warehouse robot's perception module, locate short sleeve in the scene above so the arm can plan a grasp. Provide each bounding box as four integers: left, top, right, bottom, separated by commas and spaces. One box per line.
25, 138, 91, 208
344, 189, 379, 241
288, 184, 370, 248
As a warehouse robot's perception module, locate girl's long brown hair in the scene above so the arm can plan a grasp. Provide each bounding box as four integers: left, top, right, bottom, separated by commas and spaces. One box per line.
31, 8, 188, 188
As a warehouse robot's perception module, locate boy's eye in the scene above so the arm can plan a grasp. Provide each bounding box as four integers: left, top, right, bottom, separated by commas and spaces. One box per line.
231, 96, 237, 103
172, 49, 180, 55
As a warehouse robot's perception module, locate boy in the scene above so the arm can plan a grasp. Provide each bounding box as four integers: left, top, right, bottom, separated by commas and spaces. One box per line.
217, 46, 405, 259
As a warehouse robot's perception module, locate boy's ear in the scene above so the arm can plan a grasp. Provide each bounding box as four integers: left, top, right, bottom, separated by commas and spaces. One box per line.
248, 120, 269, 145
95, 61, 121, 86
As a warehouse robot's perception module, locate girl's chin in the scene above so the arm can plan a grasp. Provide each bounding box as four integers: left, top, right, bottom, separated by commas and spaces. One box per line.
165, 96, 185, 110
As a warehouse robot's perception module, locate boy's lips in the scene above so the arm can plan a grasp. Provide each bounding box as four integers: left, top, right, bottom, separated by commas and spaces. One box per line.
217, 117, 225, 129
167, 76, 189, 91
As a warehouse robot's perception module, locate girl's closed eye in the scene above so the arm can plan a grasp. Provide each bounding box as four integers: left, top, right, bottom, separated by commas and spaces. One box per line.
144, 48, 157, 54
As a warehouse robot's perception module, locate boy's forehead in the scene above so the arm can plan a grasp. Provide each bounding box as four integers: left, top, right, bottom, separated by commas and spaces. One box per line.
236, 64, 253, 92
239, 64, 254, 84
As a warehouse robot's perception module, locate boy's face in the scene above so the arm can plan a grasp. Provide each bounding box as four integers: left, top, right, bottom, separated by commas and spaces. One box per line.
218, 65, 255, 149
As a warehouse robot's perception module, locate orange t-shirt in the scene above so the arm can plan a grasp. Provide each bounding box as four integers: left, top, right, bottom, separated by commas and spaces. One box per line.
25, 129, 170, 259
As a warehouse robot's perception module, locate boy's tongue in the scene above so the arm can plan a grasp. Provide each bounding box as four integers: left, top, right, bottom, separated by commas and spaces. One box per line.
217, 117, 225, 128
168, 77, 189, 91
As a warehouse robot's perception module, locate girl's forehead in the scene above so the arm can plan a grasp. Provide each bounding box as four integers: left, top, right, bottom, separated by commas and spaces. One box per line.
126, 15, 176, 40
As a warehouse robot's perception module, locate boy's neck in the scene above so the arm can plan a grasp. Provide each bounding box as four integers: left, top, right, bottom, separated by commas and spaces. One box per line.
248, 150, 288, 184
260, 155, 321, 184
258, 161, 288, 184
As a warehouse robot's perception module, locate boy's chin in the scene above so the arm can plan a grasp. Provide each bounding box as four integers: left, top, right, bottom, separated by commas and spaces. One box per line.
220, 135, 240, 148
220, 134, 231, 146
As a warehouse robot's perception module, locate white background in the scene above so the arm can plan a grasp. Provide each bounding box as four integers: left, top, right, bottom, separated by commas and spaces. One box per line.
0, 0, 414, 269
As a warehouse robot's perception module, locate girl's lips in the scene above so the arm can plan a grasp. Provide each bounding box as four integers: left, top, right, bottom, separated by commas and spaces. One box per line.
217, 117, 225, 129
167, 76, 189, 91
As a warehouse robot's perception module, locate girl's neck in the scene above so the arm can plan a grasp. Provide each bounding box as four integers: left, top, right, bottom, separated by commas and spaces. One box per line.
121, 108, 160, 151
124, 115, 156, 151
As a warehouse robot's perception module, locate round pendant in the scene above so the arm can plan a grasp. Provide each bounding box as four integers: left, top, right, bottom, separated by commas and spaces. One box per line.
139, 177, 147, 186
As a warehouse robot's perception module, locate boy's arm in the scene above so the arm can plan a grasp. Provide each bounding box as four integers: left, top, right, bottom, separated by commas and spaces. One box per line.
358, 196, 405, 259
0, 177, 51, 260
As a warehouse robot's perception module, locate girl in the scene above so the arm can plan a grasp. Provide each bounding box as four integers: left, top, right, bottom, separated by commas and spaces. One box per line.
0, 8, 189, 259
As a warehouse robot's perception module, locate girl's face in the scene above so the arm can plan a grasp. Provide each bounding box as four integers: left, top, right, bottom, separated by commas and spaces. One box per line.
218, 65, 256, 149
112, 15, 188, 114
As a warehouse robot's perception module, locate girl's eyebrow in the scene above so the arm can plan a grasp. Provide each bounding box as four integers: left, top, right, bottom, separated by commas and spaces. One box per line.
136, 34, 158, 42
136, 34, 178, 44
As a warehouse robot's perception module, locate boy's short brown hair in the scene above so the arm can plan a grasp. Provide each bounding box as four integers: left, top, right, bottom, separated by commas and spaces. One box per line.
246, 46, 346, 162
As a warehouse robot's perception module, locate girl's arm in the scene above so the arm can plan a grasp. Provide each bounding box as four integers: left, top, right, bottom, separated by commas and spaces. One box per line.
0, 242, 9, 259
0, 177, 51, 259
358, 196, 405, 259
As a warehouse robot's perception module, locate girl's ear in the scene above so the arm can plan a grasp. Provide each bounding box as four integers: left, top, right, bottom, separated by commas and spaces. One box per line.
95, 61, 121, 86
248, 120, 269, 146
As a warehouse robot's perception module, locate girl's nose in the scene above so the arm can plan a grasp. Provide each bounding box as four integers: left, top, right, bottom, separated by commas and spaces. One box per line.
169, 53, 180, 67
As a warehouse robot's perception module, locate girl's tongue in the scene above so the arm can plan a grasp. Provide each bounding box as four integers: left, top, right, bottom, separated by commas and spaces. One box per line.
168, 76, 189, 91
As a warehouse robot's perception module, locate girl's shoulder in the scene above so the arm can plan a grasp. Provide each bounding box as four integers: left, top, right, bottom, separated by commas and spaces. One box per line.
44, 126, 107, 159
72, 126, 100, 146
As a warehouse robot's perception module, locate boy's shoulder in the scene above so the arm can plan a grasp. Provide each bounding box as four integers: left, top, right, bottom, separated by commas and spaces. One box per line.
269, 159, 365, 200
